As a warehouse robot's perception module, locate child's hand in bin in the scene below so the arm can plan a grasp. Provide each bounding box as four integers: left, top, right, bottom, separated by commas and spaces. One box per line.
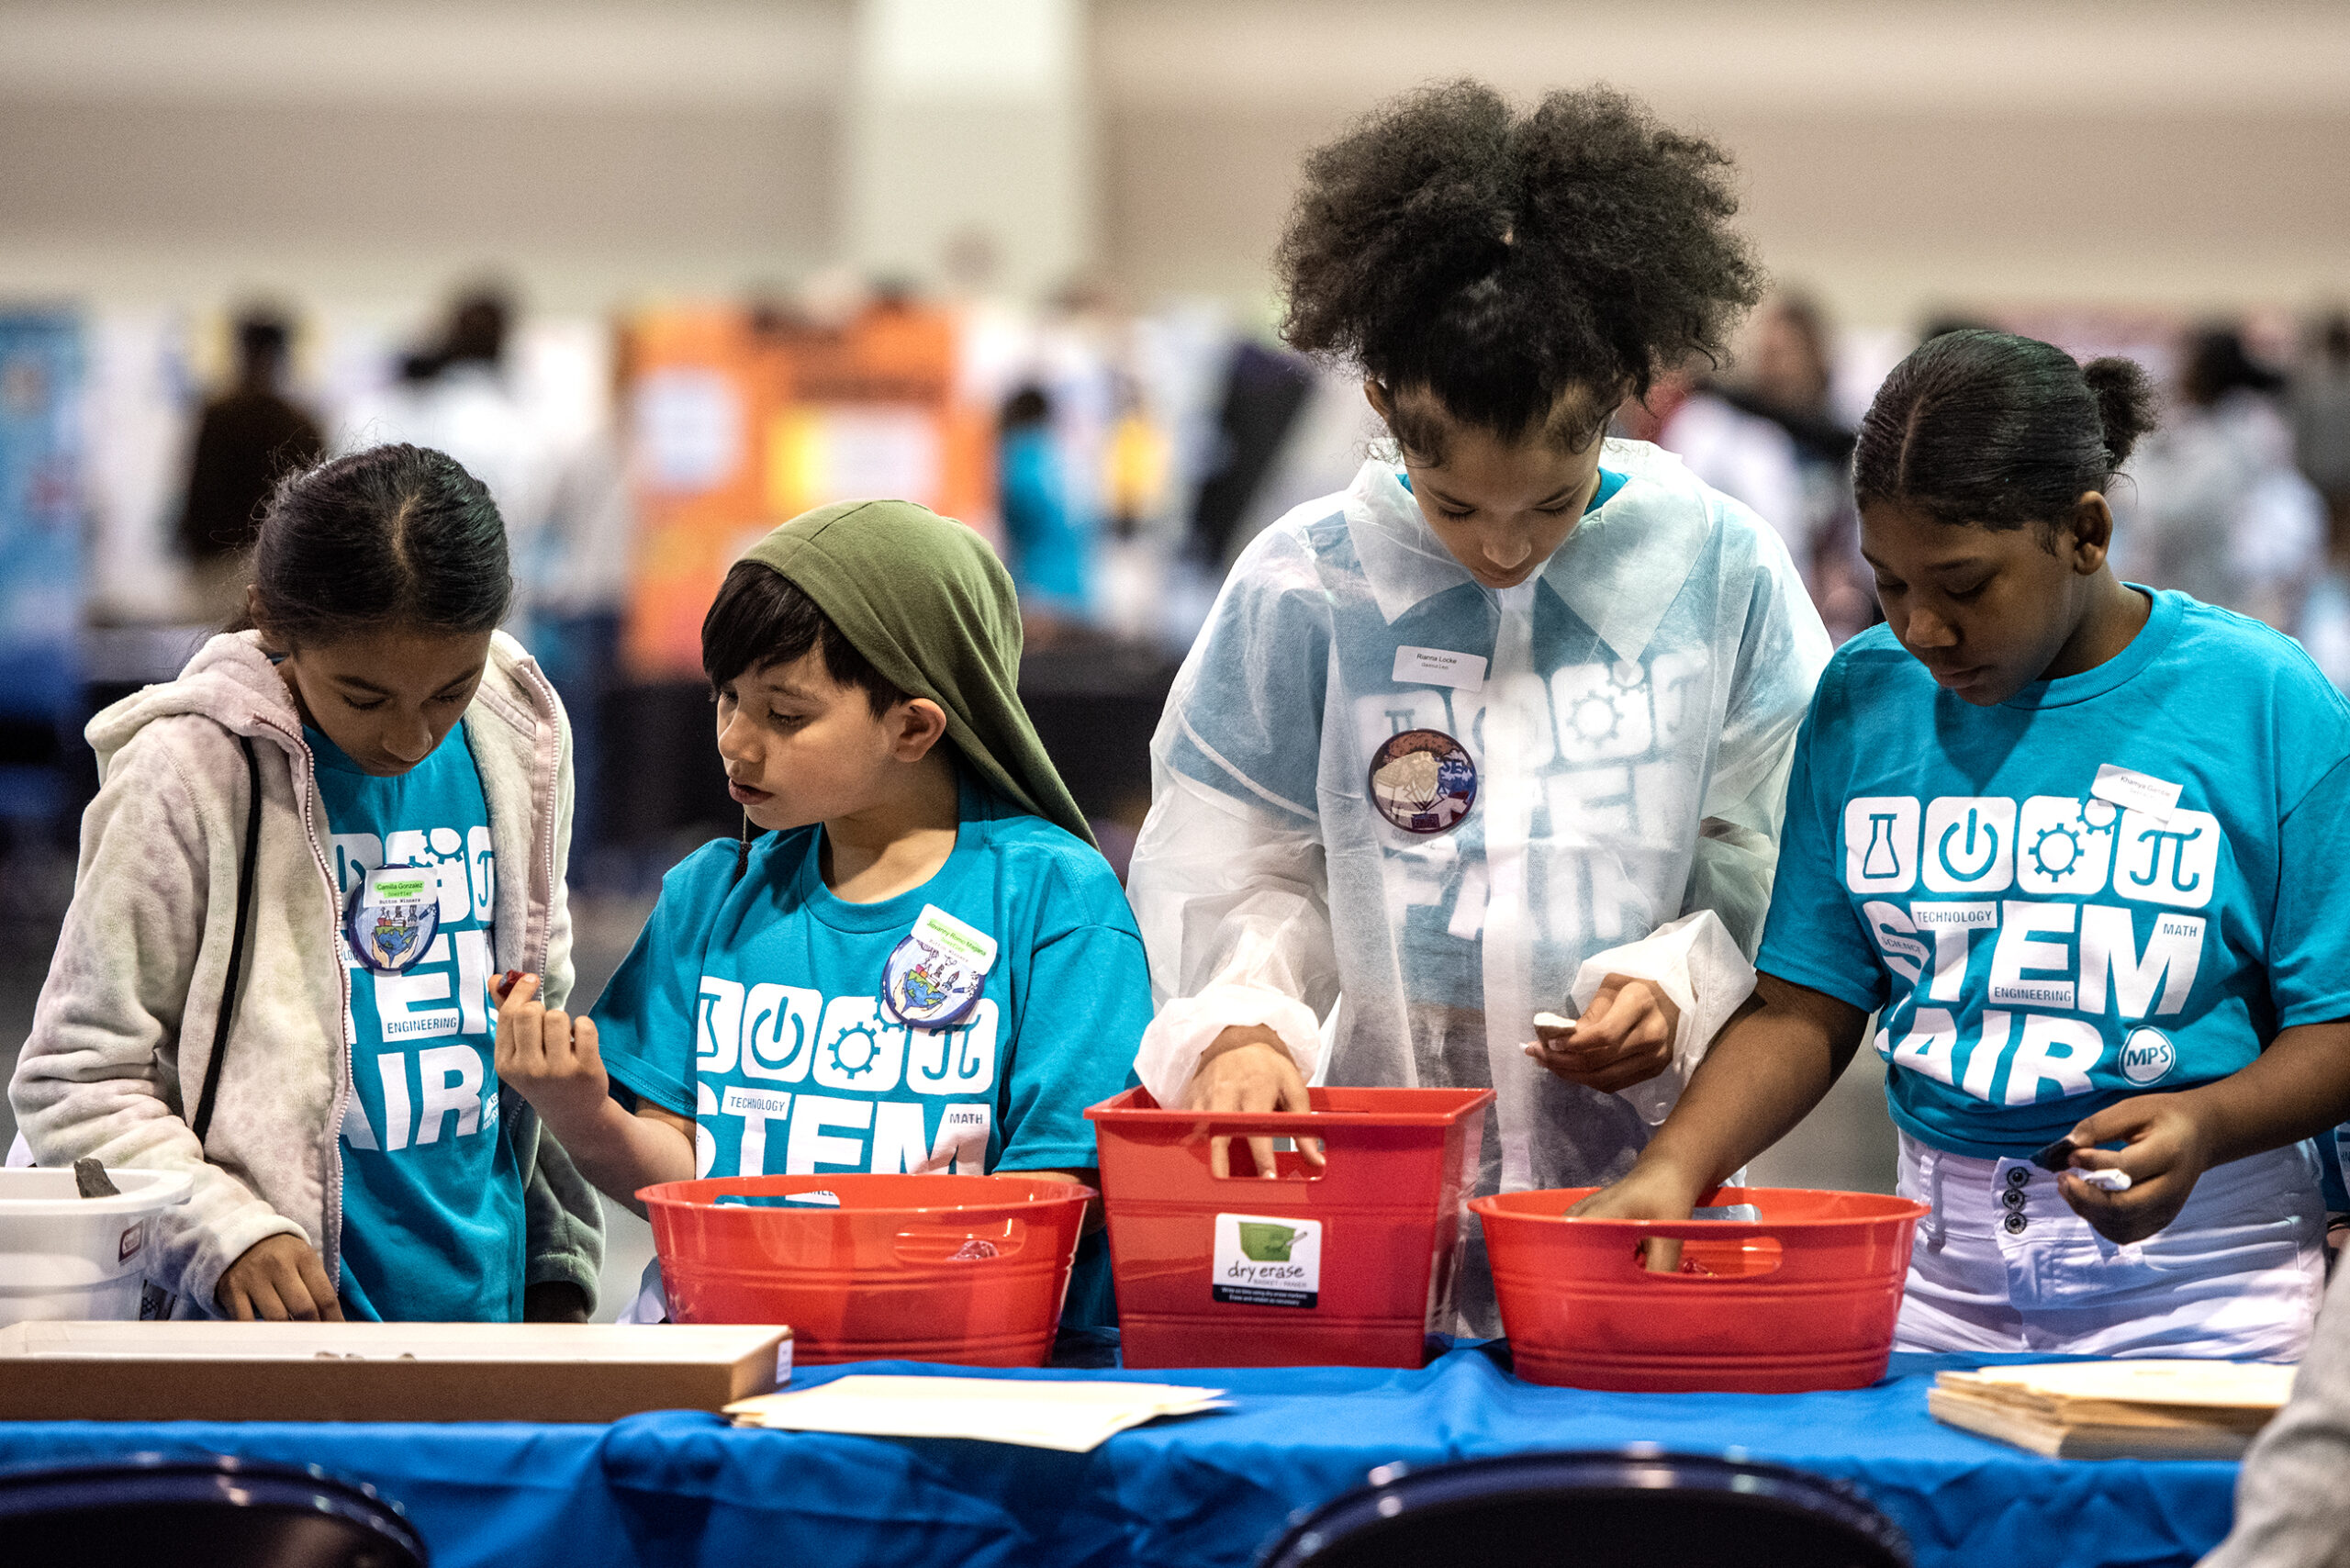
1523, 974, 1679, 1092
1566, 1161, 1703, 1273
1181, 1025, 1327, 1181
493, 971, 611, 1139
2053, 1094, 2210, 1244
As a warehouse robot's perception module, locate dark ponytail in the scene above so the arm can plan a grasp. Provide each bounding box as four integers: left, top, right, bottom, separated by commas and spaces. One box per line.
1853, 329, 2156, 532
244, 443, 512, 646
2081, 357, 2160, 473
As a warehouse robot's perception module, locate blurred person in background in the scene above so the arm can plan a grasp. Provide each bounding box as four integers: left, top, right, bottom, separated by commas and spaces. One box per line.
1724, 290, 1871, 643
998, 384, 1093, 644
1632, 369, 1806, 562
2291, 312, 2350, 531
342, 286, 632, 863
2288, 314, 2350, 692
176, 307, 325, 625
1638, 292, 1873, 642
2122, 325, 2323, 629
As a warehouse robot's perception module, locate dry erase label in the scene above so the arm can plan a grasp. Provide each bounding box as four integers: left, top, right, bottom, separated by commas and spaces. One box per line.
1392, 645, 1487, 691
2091, 765, 2182, 824
1212, 1213, 1321, 1308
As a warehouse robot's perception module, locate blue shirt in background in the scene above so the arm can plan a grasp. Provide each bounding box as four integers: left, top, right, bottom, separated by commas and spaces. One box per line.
592, 774, 1149, 1323
1758, 590, 2350, 1159
311, 722, 526, 1322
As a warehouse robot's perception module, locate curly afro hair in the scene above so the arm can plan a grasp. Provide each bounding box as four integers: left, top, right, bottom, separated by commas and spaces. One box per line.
1276, 81, 1762, 452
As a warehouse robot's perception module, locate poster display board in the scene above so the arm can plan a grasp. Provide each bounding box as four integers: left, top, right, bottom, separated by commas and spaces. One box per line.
0, 313, 84, 722
621, 302, 992, 679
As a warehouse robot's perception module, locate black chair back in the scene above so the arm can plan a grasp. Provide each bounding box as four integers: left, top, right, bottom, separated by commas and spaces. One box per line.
0, 1454, 428, 1568
1260, 1450, 1908, 1568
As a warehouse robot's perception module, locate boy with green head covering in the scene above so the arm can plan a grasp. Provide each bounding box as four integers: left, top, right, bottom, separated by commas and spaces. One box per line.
494, 500, 1149, 1326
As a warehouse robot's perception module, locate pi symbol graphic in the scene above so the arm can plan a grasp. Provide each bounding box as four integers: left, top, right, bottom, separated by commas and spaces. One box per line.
1922, 797, 2016, 893
2116, 808, 2221, 911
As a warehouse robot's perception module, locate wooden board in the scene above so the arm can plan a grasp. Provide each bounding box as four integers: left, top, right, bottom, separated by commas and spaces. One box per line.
0, 1321, 791, 1423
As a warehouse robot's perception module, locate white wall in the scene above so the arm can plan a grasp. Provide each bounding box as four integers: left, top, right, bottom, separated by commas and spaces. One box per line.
1094, 0, 2350, 325
3, 0, 2347, 324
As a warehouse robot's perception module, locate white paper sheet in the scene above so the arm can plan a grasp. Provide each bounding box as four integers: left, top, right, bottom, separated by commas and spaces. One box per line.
723, 1374, 1227, 1452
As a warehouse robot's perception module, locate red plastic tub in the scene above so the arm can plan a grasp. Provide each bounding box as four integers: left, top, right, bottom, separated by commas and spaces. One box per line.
1472, 1185, 1930, 1393
1085, 1086, 1493, 1369
639, 1173, 1093, 1367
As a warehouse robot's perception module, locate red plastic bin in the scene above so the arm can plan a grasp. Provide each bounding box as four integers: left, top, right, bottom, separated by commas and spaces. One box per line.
639, 1173, 1092, 1367
1085, 1086, 1493, 1369
1472, 1185, 1930, 1393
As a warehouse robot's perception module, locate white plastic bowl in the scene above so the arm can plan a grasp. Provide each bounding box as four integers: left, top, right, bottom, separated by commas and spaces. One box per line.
0, 1166, 193, 1327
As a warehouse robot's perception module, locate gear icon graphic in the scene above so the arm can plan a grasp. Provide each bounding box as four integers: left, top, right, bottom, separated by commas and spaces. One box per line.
2031, 821, 2084, 879
2083, 798, 2120, 830
827, 1020, 882, 1081
1570, 694, 1621, 745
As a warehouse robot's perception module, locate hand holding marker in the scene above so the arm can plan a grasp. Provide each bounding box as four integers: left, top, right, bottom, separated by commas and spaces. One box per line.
2033, 1136, 2134, 1193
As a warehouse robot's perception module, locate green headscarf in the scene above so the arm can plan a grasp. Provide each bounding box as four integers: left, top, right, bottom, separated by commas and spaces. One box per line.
739, 499, 1095, 847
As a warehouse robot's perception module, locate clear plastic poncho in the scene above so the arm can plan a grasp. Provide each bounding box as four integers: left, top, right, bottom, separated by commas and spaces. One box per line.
1127, 443, 1832, 1332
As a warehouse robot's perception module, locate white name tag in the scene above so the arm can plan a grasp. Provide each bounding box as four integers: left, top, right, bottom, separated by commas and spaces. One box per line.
1393, 645, 1487, 690
2091, 764, 2183, 825
914, 904, 999, 975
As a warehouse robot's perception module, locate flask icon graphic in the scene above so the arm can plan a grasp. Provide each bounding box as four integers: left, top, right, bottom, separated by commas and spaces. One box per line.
1861, 812, 1901, 879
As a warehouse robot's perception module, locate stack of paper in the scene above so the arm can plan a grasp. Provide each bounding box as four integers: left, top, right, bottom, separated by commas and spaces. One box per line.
1930, 1360, 2298, 1460
724, 1374, 1227, 1452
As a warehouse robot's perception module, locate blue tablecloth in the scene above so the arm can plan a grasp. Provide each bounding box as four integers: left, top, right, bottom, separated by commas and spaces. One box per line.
0, 1345, 2240, 1567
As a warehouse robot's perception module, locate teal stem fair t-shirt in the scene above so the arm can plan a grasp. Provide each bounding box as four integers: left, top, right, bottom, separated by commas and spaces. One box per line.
592, 775, 1148, 1182
310, 722, 527, 1322
1757, 590, 2350, 1159
591, 776, 1149, 1324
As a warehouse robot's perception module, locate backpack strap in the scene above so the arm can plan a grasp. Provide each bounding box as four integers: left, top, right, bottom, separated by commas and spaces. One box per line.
190, 735, 263, 1146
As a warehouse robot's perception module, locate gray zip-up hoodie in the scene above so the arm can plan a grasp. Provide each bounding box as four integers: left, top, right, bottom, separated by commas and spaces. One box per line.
10, 629, 603, 1316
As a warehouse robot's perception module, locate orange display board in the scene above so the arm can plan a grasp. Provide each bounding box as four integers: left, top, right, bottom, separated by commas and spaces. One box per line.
621, 301, 995, 679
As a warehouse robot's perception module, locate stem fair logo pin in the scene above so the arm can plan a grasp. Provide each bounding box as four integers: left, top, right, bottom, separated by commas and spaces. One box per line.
1367, 729, 1476, 834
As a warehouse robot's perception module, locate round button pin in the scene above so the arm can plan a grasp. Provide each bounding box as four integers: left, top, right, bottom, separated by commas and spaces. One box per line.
1366, 728, 1477, 835
879, 933, 983, 1029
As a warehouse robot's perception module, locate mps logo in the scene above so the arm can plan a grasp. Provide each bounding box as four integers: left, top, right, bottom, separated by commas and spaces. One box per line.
2120, 1027, 2177, 1087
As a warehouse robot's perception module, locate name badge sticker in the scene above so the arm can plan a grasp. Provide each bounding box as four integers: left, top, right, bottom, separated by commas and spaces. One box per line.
2091, 764, 2183, 825
913, 904, 998, 975
346, 863, 441, 976
1392, 645, 1488, 691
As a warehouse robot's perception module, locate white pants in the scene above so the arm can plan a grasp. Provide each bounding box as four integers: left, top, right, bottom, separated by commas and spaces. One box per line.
1893, 1130, 2326, 1361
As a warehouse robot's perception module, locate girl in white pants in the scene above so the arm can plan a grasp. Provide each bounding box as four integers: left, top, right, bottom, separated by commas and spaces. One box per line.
1578, 330, 2350, 1359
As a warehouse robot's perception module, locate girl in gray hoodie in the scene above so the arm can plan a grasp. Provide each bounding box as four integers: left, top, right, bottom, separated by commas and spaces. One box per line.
10, 444, 601, 1321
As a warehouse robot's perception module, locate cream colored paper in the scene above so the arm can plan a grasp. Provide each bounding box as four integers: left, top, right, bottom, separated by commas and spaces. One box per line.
724, 1374, 1227, 1452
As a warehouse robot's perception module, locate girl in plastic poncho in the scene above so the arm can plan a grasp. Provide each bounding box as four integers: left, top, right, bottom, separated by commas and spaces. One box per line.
1124, 82, 1833, 1334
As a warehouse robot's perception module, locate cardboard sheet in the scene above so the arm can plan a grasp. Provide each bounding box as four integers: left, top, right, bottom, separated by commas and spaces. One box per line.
1930, 1359, 2294, 1460
725, 1374, 1226, 1451
0, 1320, 792, 1423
